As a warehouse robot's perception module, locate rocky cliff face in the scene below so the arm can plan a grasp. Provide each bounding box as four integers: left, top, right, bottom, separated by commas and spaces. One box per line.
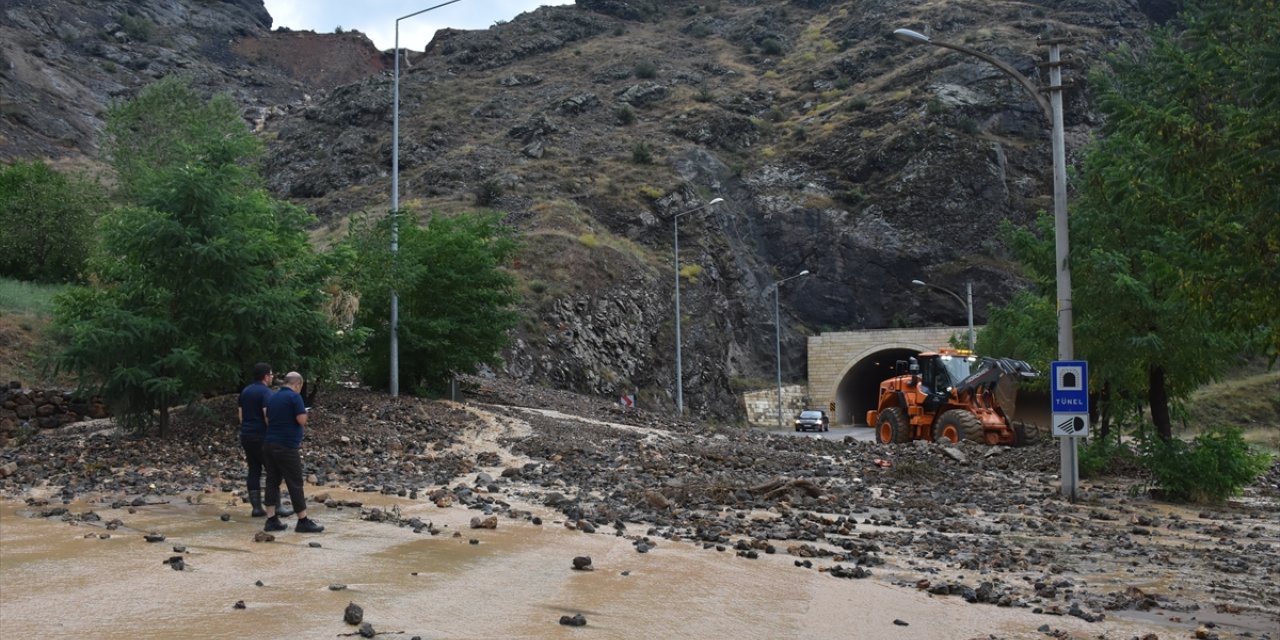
0, 0, 385, 161
1, 0, 1176, 419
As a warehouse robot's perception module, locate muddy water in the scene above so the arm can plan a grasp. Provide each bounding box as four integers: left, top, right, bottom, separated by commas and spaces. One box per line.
1, 490, 1177, 640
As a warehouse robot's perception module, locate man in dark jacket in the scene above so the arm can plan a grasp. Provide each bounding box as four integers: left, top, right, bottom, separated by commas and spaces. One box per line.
262, 371, 323, 533
236, 363, 273, 517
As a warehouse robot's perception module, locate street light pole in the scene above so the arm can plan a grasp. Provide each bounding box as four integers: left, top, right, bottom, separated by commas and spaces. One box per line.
911, 279, 975, 351
672, 197, 724, 417
894, 28, 1077, 498
773, 270, 811, 429
392, 0, 466, 398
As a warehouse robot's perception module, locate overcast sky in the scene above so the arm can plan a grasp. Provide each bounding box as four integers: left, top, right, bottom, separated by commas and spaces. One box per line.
262, 0, 575, 52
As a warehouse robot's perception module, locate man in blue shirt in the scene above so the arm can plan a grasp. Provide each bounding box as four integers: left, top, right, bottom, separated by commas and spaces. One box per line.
237, 363, 273, 518
262, 371, 323, 533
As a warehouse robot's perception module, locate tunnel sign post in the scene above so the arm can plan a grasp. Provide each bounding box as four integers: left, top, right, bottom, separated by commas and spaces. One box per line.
1051, 360, 1088, 501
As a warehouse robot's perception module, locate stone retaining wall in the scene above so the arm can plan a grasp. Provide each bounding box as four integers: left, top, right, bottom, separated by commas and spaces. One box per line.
0, 382, 109, 444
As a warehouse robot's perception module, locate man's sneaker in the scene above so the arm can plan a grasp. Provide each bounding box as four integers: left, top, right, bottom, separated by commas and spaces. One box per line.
263, 517, 288, 532
295, 517, 325, 533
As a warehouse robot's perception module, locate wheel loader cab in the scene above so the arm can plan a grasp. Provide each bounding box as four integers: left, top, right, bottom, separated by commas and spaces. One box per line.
920, 352, 975, 411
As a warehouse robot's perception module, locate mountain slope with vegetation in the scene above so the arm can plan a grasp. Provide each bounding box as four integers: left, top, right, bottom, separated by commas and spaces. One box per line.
1, 0, 1190, 418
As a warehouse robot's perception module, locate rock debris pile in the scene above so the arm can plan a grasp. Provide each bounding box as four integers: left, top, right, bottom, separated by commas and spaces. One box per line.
2, 378, 1277, 637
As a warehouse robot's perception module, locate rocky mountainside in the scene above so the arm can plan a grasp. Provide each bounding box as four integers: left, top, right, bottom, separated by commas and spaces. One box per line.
0, 0, 385, 161
1, 0, 1179, 419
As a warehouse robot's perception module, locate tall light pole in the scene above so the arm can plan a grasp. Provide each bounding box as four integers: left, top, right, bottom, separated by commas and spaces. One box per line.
672, 197, 724, 417
773, 270, 811, 429
912, 279, 974, 351
893, 28, 1077, 498
391, 0, 466, 397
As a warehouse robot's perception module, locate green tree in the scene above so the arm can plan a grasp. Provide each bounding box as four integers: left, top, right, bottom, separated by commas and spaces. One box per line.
52, 78, 337, 437
0, 161, 105, 283
983, 0, 1277, 441
347, 209, 520, 395
1088, 0, 1280, 360
101, 75, 252, 200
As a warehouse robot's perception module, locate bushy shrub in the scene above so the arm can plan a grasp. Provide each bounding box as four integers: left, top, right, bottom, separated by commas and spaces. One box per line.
760, 38, 784, 55
1138, 426, 1272, 502
630, 142, 653, 165
0, 161, 103, 283
120, 15, 153, 42
615, 105, 635, 125
1079, 437, 1141, 479
474, 179, 504, 206
634, 61, 658, 79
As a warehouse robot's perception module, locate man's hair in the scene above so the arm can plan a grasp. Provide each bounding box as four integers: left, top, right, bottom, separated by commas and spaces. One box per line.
252, 362, 272, 381
282, 371, 304, 386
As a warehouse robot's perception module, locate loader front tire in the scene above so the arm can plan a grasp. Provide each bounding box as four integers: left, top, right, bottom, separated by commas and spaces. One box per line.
935, 409, 984, 444
876, 407, 910, 444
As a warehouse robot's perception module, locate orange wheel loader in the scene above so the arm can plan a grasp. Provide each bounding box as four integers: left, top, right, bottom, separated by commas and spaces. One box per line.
866, 349, 1040, 446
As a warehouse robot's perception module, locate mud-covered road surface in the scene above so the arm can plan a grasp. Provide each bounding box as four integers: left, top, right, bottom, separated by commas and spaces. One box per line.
2, 379, 1277, 639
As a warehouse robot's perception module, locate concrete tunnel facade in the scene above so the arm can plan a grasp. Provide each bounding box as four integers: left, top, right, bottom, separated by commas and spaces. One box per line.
807, 328, 971, 425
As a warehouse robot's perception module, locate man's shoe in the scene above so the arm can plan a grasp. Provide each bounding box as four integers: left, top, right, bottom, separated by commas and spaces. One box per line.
263, 516, 288, 532
295, 517, 324, 533
248, 490, 266, 518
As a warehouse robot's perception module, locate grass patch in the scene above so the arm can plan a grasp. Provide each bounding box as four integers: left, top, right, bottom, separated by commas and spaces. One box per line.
0, 278, 66, 316
1183, 366, 1280, 454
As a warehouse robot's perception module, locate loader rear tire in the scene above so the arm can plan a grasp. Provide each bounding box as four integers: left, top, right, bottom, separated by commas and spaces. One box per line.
935, 410, 984, 444
1012, 421, 1039, 446
876, 407, 910, 444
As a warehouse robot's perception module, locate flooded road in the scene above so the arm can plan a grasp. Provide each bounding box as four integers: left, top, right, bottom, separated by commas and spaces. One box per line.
1, 490, 1185, 640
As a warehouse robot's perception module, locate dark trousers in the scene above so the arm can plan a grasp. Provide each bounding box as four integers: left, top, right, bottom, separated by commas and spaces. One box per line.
240, 436, 264, 493
263, 442, 307, 514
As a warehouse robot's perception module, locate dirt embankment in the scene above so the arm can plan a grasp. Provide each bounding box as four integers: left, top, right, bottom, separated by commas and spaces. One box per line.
1, 378, 1278, 639
233, 30, 388, 90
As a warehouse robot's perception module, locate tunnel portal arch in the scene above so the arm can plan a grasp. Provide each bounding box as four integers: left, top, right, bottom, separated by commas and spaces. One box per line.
834, 346, 921, 425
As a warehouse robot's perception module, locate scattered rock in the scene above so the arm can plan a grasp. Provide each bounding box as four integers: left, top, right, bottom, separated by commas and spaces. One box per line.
344, 602, 363, 625
470, 515, 498, 529
558, 613, 587, 626
572, 556, 593, 571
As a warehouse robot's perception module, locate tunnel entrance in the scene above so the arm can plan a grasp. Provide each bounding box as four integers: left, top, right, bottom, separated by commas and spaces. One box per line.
835, 348, 920, 426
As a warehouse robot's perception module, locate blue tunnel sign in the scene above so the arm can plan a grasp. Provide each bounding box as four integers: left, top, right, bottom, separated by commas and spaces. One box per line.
1051, 361, 1089, 437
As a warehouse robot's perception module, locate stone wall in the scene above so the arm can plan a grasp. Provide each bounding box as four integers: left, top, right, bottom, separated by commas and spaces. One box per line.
742, 384, 808, 428
0, 382, 109, 445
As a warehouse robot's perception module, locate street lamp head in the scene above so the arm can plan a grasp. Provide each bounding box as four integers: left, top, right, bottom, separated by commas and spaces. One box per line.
893, 28, 931, 45
799, 270, 810, 276
911, 279, 926, 286
709, 197, 724, 205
